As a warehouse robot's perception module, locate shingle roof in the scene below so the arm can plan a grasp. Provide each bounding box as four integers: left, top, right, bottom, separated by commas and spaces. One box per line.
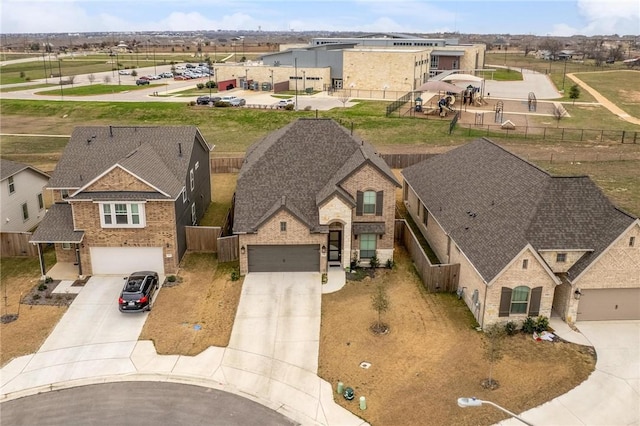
234, 119, 399, 233
29, 204, 84, 243
1, 159, 49, 181
48, 126, 210, 199
402, 138, 636, 283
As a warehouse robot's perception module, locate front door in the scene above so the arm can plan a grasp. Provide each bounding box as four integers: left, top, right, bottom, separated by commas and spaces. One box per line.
329, 230, 341, 262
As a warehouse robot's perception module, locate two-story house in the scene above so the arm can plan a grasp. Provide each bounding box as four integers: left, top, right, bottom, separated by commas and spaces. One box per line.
30, 125, 213, 277
233, 118, 400, 275
402, 138, 639, 325
1, 159, 50, 233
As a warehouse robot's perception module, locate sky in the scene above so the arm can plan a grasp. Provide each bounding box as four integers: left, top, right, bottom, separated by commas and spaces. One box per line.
1, 0, 639, 36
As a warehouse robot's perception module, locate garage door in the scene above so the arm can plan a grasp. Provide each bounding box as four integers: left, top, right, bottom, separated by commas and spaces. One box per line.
577, 288, 640, 321
90, 247, 165, 275
248, 245, 320, 273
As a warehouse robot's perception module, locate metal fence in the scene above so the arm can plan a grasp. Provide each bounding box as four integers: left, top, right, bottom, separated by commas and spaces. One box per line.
458, 124, 639, 144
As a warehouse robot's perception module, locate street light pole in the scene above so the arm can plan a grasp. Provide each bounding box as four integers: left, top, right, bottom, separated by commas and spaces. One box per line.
457, 398, 534, 426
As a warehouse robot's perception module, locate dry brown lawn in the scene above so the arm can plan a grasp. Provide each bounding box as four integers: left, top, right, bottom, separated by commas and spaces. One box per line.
139, 253, 243, 354
0, 253, 68, 366
318, 247, 595, 426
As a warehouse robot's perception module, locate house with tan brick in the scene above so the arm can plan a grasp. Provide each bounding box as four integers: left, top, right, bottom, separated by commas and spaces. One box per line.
233, 118, 400, 275
402, 138, 640, 326
30, 126, 213, 277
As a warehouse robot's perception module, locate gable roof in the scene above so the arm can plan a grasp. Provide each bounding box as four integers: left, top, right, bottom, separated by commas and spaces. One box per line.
1, 159, 50, 181
402, 138, 636, 282
234, 119, 399, 233
48, 126, 211, 199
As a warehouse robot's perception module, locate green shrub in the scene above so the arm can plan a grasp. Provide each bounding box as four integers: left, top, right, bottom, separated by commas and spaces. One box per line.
230, 269, 240, 281
196, 83, 205, 90
167, 275, 177, 282
284, 103, 294, 110
45, 276, 53, 283
504, 321, 518, 336
32, 294, 41, 300
385, 259, 395, 269
369, 253, 380, 269
522, 316, 536, 334
534, 316, 549, 333
38, 283, 48, 291
205, 81, 216, 88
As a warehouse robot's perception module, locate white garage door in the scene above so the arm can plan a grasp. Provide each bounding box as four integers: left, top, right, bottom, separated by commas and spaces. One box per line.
90, 247, 165, 275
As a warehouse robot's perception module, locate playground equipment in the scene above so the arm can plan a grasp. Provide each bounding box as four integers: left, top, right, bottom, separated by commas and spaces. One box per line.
494, 100, 504, 123
528, 92, 537, 112
438, 94, 456, 116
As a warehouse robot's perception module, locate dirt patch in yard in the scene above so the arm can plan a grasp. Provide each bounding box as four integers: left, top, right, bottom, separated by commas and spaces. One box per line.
318, 246, 595, 426
139, 253, 243, 355
0, 253, 68, 367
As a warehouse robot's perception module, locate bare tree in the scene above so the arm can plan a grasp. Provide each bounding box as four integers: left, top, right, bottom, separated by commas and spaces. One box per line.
539, 38, 563, 60
370, 281, 390, 334
87, 73, 96, 85
482, 323, 506, 389
67, 75, 76, 87
103, 75, 111, 84
338, 91, 350, 108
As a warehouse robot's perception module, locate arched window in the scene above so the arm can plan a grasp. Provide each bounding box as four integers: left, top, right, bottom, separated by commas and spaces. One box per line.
510, 286, 530, 314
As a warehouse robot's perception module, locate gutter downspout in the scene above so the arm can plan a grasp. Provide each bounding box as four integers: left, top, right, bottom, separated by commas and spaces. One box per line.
481, 281, 488, 329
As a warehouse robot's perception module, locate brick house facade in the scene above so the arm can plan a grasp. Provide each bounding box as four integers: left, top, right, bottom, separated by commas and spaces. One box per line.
30, 126, 212, 277
234, 119, 400, 275
402, 138, 639, 326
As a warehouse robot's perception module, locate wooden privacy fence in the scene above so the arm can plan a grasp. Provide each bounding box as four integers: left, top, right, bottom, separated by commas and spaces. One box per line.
217, 235, 239, 262
395, 220, 460, 292
185, 226, 221, 252
0, 232, 37, 257
210, 157, 244, 173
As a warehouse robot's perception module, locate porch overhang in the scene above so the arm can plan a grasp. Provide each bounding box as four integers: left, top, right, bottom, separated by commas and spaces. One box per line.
353, 222, 385, 235
29, 203, 85, 244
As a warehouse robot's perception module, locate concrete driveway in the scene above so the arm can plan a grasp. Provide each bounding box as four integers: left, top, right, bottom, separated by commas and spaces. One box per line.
1, 276, 149, 395
500, 320, 640, 426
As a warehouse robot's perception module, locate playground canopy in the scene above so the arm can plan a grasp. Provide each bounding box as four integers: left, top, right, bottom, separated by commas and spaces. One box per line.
441, 74, 484, 83
415, 81, 462, 93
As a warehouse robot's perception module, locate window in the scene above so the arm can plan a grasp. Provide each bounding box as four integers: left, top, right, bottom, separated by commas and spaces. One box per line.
22, 203, 29, 220
556, 253, 567, 263
8, 176, 15, 194
195, 161, 200, 170
510, 286, 530, 314
430, 56, 439, 68
522, 259, 529, 269
280, 221, 287, 232
422, 204, 428, 227
630, 237, 636, 247
360, 234, 376, 259
62, 242, 71, 250
182, 188, 187, 203
363, 191, 376, 214
37, 193, 44, 210
191, 203, 197, 225
61, 189, 69, 199
100, 203, 145, 228
190, 169, 194, 191
357, 190, 383, 216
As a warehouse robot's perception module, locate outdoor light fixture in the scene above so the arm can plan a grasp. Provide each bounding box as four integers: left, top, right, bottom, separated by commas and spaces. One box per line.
240, 246, 245, 255
457, 398, 534, 426
321, 245, 326, 254
574, 289, 582, 300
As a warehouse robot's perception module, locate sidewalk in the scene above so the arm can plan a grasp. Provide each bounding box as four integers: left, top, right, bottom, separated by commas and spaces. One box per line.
1, 272, 366, 426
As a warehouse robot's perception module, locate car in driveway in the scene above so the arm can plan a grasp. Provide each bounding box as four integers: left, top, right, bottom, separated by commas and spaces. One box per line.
118, 271, 159, 313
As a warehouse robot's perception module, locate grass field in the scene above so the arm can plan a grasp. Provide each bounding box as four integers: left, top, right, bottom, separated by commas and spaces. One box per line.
36, 83, 159, 96
1, 69, 639, 215
572, 70, 640, 119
